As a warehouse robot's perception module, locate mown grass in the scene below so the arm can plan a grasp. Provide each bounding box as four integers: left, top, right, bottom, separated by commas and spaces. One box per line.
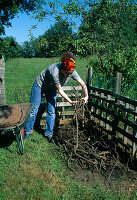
5, 57, 88, 104
0, 132, 136, 200
5, 57, 136, 105
1, 57, 136, 199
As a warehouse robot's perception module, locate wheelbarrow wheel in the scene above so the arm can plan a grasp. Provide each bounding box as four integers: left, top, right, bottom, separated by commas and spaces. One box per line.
15, 128, 25, 155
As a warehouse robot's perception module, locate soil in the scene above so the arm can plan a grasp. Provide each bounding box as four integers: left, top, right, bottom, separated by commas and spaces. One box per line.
67, 167, 137, 195
54, 118, 137, 195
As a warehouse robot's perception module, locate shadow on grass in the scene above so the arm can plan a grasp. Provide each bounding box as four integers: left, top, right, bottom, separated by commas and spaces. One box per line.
0, 131, 15, 148
34, 103, 46, 136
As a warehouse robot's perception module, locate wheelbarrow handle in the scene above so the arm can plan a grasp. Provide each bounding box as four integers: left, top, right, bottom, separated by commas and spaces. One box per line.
15, 127, 25, 155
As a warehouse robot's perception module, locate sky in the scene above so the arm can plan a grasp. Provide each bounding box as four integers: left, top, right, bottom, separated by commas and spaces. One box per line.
4, 0, 84, 45
4, 12, 56, 45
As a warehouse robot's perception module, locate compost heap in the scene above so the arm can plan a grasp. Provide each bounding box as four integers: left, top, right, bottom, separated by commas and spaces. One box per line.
55, 100, 137, 179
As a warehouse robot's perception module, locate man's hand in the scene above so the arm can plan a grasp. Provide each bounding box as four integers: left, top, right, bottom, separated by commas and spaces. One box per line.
76, 78, 88, 104
70, 101, 78, 106
80, 96, 88, 104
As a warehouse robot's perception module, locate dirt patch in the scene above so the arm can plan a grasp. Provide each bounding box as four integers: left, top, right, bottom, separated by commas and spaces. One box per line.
66, 167, 137, 195
54, 116, 137, 194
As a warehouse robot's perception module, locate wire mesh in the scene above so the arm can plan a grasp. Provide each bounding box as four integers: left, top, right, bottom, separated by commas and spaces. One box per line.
92, 73, 137, 100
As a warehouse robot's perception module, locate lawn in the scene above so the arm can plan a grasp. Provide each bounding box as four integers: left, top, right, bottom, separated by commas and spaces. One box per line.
5, 57, 88, 104
0, 132, 136, 200
0, 57, 136, 199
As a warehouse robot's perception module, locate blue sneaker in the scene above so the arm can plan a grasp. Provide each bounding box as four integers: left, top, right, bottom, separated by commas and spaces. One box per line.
47, 135, 55, 143
24, 132, 32, 140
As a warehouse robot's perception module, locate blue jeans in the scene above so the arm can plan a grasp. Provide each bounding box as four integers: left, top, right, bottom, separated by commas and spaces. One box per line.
25, 81, 57, 137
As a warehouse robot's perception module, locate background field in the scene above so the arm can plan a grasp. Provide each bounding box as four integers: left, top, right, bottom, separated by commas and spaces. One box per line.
5, 57, 136, 105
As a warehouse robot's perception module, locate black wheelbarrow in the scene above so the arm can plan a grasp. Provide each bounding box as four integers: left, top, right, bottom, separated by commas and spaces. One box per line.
0, 102, 33, 154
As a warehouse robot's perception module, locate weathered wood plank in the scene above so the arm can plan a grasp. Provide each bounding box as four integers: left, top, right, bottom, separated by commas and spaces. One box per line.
90, 111, 137, 144
133, 107, 137, 156
89, 94, 137, 115
56, 102, 72, 107
88, 85, 113, 96
0, 56, 6, 105
58, 111, 75, 116
62, 85, 82, 91
57, 93, 81, 98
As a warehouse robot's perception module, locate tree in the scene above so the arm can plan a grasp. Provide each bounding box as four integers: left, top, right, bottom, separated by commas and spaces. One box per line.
0, 0, 39, 36
38, 19, 74, 57
1, 36, 23, 58
22, 41, 33, 58
76, 0, 137, 82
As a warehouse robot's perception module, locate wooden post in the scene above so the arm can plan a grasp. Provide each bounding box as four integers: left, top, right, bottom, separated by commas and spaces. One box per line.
0, 77, 2, 95
106, 94, 111, 131
95, 91, 98, 124
100, 92, 104, 126
133, 106, 137, 157
87, 67, 92, 88
124, 99, 129, 145
115, 72, 122, 96
62, 96, 65, 121
87, 67, 94, 115
114, 72, 122, 138
0, 55, 6, 105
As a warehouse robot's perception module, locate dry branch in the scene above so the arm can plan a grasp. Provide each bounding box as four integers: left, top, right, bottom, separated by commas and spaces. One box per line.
55, 92, 137, 179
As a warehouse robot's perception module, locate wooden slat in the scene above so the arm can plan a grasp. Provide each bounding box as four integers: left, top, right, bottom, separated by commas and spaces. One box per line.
58, 111, 75, 116
56, 102, 72, 107
133, 107, 137, 156
89, 93, 115, 104
106, 94, 111, 131
114, 93, 137, 106
89, 86, 137, 106
90, 111, 137, 144
89, 86, 113, 96
57, 93, 81, 98
62, 85, 82, 91
90, 101, 137, 130
123, 101, 129, 144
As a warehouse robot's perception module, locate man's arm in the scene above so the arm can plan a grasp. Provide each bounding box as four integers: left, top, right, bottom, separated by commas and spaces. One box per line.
56, 84, 78, 106
76, 77, 88, 103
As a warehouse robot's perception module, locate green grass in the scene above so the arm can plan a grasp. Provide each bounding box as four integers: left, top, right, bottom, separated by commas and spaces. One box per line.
0, 132, 136, 200
1, 57, 137, 199
5, 57, 136, 105
5, 57, 88, 104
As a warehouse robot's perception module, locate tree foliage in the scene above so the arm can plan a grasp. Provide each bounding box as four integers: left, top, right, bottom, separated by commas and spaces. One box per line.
41, 18, 74, 57
76, 0, 137, 81
24, 19, 75, 57
1, 36, 23, 58
1, 0, 137, 83
0, 0, 38, 35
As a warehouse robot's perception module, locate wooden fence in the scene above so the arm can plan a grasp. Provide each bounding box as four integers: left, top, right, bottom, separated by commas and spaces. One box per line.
0, 60, 136, 156
0, 56, 6, 105
56, 85, 83, 123
88, 85, 137, 156
87, 68, 137, 157
39, 85, 83, 129
39, 68, 136, 156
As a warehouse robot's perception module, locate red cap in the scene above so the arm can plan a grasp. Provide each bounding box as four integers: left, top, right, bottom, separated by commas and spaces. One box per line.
62, 59, 75, 71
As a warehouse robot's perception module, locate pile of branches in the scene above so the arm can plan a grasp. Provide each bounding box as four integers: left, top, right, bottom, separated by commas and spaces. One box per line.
55, 100, 135, 178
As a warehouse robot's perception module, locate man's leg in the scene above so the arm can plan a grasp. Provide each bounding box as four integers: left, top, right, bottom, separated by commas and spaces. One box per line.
45, 90, 57, 142
25, 81, 41, 138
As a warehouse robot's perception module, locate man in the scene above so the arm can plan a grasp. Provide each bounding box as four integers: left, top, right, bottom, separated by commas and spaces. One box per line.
25, 52, 88, 142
